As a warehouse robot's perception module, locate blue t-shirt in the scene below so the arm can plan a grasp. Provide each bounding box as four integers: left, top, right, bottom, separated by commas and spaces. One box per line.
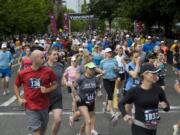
124, 62, 140, 91
92, 52, 103, 66
0, 50, 13, 69
100, 58, 118, 79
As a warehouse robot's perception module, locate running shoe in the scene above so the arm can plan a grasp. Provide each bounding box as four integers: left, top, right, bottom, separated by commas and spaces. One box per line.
102, 102, 107, 113
91, 129, 100, 135
97, 90, 103, 97
6, 89, 10, 94
173, 125, 179, 135
3, 91, 7, 96
111, 112, 120, 126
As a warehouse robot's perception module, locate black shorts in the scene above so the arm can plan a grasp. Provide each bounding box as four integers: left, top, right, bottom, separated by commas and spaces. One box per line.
76, 101, 95, 112
132, 124, 157, 135
118, 73, 125, 80
67, 87, 72, 93
49, 96, 63, 112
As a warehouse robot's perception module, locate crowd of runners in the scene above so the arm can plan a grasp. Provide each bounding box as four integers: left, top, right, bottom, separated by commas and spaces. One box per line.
0, 31, 180, 135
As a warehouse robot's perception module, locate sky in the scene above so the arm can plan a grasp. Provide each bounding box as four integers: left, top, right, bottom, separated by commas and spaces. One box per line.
65, 0, 89, 13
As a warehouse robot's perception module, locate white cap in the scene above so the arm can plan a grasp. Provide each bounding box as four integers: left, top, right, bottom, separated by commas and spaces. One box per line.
92, 39, 96, 42
116, 45, 121, 50
79, 48, 84, 52
160, 41, 165, 44
1, 43, 7, 48
104, 48, 112, 53
34, 40, 39, 43
71, 56, 76, 61
56, 37, 60, 40
174, 40, 178, 43
125, 34, 130, 38
147, 36, 152, 39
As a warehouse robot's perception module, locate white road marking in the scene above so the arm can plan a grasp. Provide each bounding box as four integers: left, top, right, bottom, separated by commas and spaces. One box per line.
0, 91, 24, 106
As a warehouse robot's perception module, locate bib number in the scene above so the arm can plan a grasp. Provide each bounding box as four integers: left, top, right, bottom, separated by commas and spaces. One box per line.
132, 78, 141, 87
144, 109, 160, 129
85, 93, 95, 103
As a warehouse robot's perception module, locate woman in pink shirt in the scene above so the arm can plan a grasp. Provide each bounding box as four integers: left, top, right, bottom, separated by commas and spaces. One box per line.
63, 56, 80, 114
19, 47, 32, 71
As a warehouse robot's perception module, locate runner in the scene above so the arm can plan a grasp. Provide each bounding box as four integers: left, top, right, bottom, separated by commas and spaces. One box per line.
100, 47, 119, 117
119, 64, 170, 135
63, 56, 81, 123
72, 62, 100, 135
14, 50, 57, 135
18, 46, 32, 71
46, 48, 64, 135
0, 43, 13, 95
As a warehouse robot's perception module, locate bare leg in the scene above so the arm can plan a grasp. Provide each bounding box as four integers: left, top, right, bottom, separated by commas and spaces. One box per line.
33, 129, 42, 135
79, 106, 91, 135
51, 109, 62, 135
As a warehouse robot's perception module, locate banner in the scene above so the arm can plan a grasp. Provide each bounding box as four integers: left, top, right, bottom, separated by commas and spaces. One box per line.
63, 13, 69, 32
49, 13, 58, 34
68, 13, 94, 20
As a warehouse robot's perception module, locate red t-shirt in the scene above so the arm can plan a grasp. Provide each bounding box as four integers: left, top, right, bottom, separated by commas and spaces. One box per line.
21, 56, 32, 69
15, 66, 57, 110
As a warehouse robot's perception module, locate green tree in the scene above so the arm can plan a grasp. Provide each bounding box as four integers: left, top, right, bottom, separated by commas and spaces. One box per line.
89, 0, 119, 30
116, 0, 180, 33
0, 0, 53, 35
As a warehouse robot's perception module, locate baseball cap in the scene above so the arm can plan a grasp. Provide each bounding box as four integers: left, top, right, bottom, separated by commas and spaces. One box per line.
160, 41, 165, 44
34, 40, 39, 44
147, 36, 152, 39
140, 64, 159, 75
104, 48, 112, 53
79, 48, 84, 52
125, 34, 130, 38
71, 56, 76, 61
1, 43, 7, 48
85, 62, 96, 69
94, 45, 99, 48
92, 39, 96, 42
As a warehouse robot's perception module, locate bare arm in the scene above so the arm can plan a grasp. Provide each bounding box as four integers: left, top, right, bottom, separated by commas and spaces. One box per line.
41, 81, 57, 93
174, 81, 180, 94
14, 84, 26, 105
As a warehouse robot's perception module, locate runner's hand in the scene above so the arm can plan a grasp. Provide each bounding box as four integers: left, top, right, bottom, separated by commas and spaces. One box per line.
159, 101, 168, 109
17, 98, 27, 106
75, 95, 81, 102
40, 86, 48, 93
123, 114, 134, 125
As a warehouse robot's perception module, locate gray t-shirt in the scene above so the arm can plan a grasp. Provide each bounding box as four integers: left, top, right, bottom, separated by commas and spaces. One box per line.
45, 62, 64, 100
76, 75, 99, 103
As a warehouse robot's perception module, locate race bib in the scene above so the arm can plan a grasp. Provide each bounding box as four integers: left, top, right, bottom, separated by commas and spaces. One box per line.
144, 109, 160, 129
85, 93, 95, 103
119, 66, 124, 73
29, 78, 41, 89
132, 78, 141, 87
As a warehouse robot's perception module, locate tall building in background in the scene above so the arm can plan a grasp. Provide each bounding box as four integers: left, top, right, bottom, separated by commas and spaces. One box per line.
66, 0, 89, 13
77, 0, 83, 13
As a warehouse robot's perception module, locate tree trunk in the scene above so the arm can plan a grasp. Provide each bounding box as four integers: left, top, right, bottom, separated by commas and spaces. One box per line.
108, 19, 112, 31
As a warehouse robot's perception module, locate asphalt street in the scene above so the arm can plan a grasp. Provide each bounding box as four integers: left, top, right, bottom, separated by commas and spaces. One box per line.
0, 64, 180, 135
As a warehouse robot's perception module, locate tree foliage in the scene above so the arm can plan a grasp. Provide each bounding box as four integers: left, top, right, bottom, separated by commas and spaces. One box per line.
0, 0, 53, 35
90, 0, 180, 32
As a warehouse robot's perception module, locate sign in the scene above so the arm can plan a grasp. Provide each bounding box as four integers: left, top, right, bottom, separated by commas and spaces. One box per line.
68, 13, 94, 20
49, 13, 58, 34
63, 13, 69, 32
